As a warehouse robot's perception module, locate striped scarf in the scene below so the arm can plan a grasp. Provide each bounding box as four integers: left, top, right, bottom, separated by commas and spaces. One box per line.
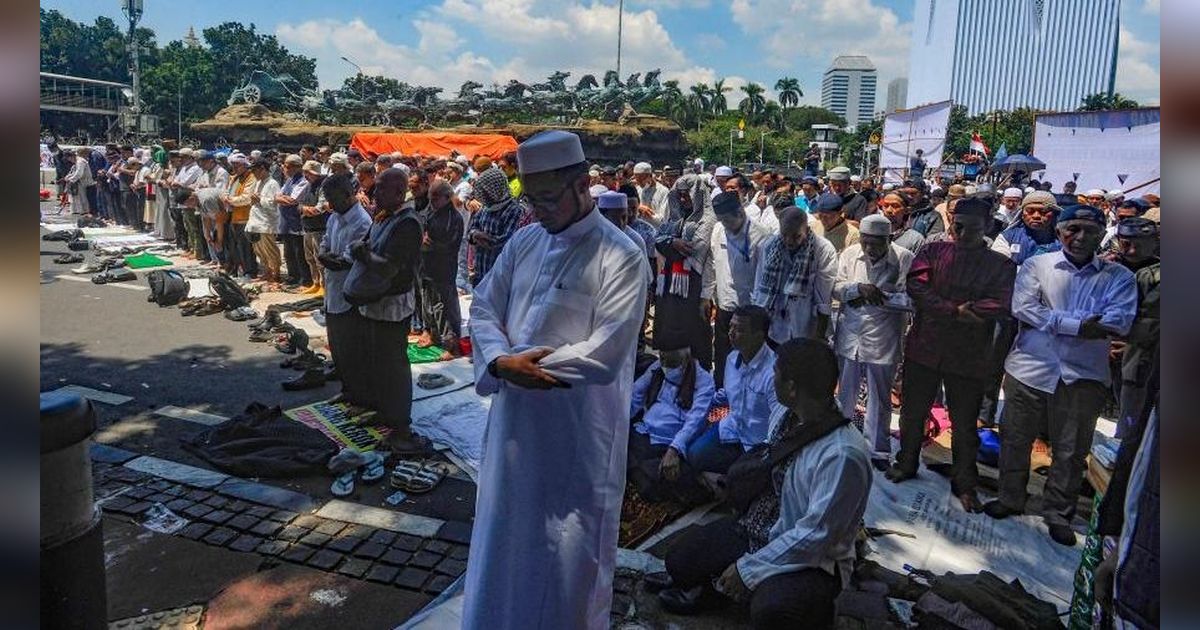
757, 234, 816, 313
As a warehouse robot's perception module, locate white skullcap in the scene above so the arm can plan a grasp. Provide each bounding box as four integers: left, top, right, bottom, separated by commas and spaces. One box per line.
1084, 188, 1106, 197
964, 185, 978, 195
392, 162, 411, 177
250, 150, 262, 159
1003, 187, 1023, 198
859, 214, 892, 237
633, 162, 652, 174
455, 155, 470, 166
693, 158, 705, 166
1105, 190, 1124, 201
597, 191, 627, 209
517, 130, 585, 175
850, 175, 862, 183
714, 166, 734, 177
589, 184, 608, 199
1024, 186, 1035, 194
327, 152, 349, 167
881, 183, 897, 192
228, 152, 250, 166
178, 148, 194, 158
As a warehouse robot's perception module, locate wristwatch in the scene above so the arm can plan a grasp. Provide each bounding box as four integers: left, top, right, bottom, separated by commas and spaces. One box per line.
487, 358, 500, 378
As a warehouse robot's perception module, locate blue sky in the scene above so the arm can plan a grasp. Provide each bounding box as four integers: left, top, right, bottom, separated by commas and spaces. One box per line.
44, 0, 1160, 109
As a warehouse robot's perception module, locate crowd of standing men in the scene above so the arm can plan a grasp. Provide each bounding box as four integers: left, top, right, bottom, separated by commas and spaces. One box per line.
46, 132, 1160, 629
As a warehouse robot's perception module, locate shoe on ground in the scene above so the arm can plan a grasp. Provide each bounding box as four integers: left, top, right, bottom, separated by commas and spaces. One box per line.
884, 464, 916, 483
957, 491, 984, 513
658, 586, 723, 616
643, 571, 674, 594
983, 500, 1021, 520
282, 368, 326, 391
870, 458, 890, 473
1047, 523, 1077, 546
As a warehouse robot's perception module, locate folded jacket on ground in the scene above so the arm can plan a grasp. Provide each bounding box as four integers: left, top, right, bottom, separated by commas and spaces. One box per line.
181, 401, 338, 478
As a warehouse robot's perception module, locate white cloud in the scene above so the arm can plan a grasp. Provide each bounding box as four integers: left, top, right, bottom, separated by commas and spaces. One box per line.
1115, 26, 1160, 104
694, 33, 727, 51
729, 0, 910, 109
628, 0, 712, 8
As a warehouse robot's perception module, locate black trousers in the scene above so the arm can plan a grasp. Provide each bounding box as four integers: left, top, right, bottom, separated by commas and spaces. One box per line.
626, 430, 709, 505
361, 315, 413, 430
227, 223, 258, 277
281, 234, 310, 286
325, 309, 368, 407
713, 308, 734, 388
652, 269, 712, 370
169, 203, 187, 249
665, 517, 841, 629
895, 360, 985, 495
418, 273, 462, 347
997, 376, 1106, 527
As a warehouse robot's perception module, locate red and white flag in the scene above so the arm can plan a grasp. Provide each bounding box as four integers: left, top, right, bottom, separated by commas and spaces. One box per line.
970, 132, 990, 156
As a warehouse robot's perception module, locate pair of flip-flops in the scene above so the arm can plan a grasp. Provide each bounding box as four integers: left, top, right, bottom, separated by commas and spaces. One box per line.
391, 460, 449, 494
329, 449, 387, 498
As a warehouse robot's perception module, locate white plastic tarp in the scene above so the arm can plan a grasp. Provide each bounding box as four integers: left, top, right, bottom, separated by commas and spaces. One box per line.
879, 100, 953, 183
863, 469, 1082, 611
1032, 108, 1160, 195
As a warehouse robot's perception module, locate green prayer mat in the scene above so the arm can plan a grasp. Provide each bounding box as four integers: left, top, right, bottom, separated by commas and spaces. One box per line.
123, 252, 172, 269
408, 342, 445, 364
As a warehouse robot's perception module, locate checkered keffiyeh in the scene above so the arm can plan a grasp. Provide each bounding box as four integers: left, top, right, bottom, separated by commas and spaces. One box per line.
756, 233, 816, 313
473, 167, 511, 206
468, 197, 524, 285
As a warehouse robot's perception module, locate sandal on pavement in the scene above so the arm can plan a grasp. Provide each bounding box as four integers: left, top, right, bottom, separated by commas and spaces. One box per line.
360, 451, 387, 485
331, 471, 356, 498
391, 460, 448, 494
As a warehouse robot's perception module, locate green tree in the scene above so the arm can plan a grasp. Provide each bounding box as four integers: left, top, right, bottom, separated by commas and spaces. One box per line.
658, 79, 687, 126
341, 75, 412, 102
202, 22, 318, 102
1079, 91, 1140, 111
783, 105, 845, 132
687, 83, 711, 129
774, 77, 802, 109
738, 82, 767, 122
711, 78, 731, 115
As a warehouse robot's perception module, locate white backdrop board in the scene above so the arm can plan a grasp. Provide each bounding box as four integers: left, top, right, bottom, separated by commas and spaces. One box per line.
879, 100, 953, 183
1033, 108, 1160, 195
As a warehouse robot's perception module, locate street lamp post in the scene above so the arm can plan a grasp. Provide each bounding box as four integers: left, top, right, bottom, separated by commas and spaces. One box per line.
616, 0, 624, 79
759, 131, 769, 165
340, 56, 364, 101
728, 127, 744, 166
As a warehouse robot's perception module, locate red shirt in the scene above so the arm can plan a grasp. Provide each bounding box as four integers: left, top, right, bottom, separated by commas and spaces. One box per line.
904, 241, 1016, 379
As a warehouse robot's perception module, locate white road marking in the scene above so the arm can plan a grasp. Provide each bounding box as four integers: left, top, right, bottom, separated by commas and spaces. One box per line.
154, 405, 228, 426
46, 385, 133, 405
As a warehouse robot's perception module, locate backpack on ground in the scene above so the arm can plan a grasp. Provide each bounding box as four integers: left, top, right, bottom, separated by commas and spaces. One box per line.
146, 269, 189, 307
208, 272, 249, 310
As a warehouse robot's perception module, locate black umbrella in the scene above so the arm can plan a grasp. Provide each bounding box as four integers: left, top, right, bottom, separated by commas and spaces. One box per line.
993, 154, 1046, 173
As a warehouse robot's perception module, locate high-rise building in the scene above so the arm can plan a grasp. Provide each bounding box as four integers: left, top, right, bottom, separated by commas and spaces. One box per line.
886, 77, 909, 113
906, 0, 1120, 115
821, 55, 877, 128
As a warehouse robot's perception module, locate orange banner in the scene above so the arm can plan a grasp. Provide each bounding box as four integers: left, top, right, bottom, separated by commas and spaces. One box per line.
350, 132, 518, 160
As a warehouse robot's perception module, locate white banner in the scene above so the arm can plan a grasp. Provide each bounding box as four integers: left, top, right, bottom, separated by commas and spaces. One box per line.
879, 100, 953, 183
1032, 108, 1160, 195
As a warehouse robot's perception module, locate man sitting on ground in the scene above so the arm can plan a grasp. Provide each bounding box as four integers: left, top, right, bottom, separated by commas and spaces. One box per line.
652, 338, 871, 629
627, 340, 716, 504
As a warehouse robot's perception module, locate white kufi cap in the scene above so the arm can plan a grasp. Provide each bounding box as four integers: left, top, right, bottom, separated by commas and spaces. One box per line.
859, 214, 891, 237
517, 130, 586, 175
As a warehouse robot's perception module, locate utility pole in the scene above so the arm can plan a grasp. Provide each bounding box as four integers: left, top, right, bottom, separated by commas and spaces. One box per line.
121, 0, 144, 139
759, 131, 769, 164
176, 78, 181, 141
616, 0, 624, 80
341, 56, 364, 101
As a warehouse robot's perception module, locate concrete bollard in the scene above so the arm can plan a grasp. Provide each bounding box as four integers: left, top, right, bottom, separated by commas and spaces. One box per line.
40, 391, 107, 629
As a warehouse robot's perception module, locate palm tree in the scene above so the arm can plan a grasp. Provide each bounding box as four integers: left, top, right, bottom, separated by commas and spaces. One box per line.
738, 82, 767, 122
774, 77, 802, 109
660, 79, 686, 125
763, 101, 787, 132
688, 82, 711, 128
711, 78, 731, 115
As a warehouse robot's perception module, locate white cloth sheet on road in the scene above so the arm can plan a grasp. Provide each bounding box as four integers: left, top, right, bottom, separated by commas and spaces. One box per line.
862, 468, 1082, 611
411, 387, 489, 476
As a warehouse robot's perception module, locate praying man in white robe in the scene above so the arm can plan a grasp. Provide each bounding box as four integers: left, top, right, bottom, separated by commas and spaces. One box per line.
465, 130, 650, 630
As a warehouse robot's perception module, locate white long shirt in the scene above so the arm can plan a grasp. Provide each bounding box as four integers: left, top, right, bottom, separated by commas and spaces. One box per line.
628, 360, 716, 452
466, 208, 649, 630
716, 344, 777, 449
637, 181, 671, 227
246, 177, 280, 234
737, 405, 871, 590
708, 218, 772, 312
1004, 251, 1137, 393
744, 201, 781, 233
752, 234, 839, 345
833, 243, 914, 365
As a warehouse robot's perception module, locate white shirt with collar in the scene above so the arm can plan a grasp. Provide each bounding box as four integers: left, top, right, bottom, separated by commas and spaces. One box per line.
627, 360, 716, 453
717, 343, 777, 449
752, 234, 839, 345
833, 243, 914, 365
744, 201, 780, 233
1005, 250, 1138, 393
709, 217, 773, 312
637, 181, 671, 228
736, 403, 871, 590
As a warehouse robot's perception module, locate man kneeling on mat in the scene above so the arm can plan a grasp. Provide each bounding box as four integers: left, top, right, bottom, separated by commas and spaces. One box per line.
648, 338, 871, 630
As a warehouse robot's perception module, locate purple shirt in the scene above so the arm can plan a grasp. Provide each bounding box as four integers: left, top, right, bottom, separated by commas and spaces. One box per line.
904, 241, 1016, 379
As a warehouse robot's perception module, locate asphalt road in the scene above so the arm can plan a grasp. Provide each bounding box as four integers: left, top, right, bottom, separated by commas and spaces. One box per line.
40, 218, 476, 523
